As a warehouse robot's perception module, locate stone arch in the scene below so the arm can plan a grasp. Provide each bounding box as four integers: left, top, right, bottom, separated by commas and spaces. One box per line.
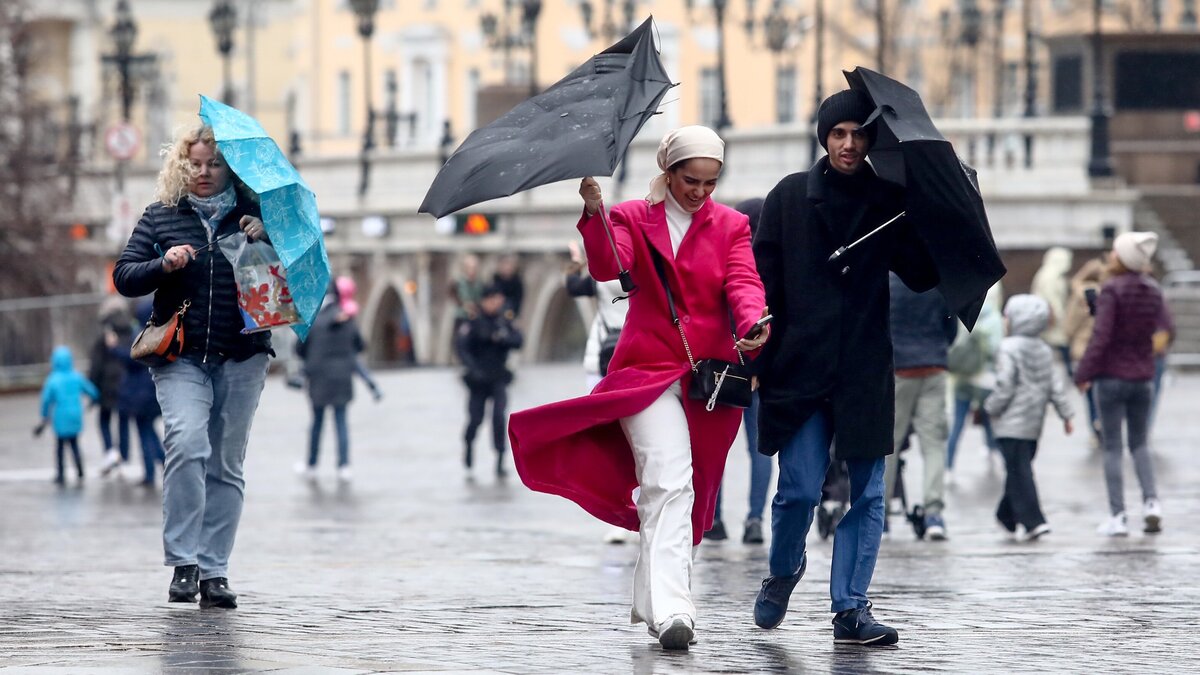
362, 277, 420, 367
523, 274, 589, 363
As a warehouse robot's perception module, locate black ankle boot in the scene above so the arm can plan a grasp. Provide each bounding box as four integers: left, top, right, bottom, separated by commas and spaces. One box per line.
168, 565, 199, 602
199, 577, 238, 609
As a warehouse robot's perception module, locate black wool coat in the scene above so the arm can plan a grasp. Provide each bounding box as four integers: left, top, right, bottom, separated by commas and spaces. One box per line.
752, 157, 939, 460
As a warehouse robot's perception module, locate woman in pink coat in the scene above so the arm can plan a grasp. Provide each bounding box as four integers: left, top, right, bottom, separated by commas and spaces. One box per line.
509, 126, 768, 650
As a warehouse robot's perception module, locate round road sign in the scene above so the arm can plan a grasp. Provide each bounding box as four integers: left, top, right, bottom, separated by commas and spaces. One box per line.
105, 122, 142, 161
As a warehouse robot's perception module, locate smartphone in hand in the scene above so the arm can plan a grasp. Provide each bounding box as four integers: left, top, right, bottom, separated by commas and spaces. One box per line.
742, 314, 773, 341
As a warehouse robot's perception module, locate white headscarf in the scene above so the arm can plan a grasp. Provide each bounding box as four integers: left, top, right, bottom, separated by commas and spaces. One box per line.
646, 125, 725, 205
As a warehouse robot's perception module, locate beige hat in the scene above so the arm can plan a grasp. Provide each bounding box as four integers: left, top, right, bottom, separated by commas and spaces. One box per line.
646, 125, 724, 205
1112, 231, 1158, 272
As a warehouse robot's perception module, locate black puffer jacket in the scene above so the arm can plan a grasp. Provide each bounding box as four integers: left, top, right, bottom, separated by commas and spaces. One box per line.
113, 196, 271, 363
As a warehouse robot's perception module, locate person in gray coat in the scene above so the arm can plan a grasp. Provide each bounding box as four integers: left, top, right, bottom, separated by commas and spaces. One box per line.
984, 294, 1074, 541
296, 292, 365, 481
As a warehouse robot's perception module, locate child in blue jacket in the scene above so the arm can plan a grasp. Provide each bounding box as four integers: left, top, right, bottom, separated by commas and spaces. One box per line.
38, 346, 100, 485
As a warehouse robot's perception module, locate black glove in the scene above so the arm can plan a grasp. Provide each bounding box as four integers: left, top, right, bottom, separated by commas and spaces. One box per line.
32, 420, 46, 438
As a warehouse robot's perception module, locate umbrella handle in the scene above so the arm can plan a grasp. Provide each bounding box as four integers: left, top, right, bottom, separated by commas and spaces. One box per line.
827, 211, 906, 263
597, 202, 637, 296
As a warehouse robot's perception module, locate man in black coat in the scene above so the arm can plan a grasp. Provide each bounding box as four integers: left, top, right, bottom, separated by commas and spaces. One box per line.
458, 284, 523, 478
751, 89, 938, 646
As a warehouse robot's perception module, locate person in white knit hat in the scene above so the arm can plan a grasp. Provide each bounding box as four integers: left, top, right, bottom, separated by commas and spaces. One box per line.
1074, 231, 1173, 536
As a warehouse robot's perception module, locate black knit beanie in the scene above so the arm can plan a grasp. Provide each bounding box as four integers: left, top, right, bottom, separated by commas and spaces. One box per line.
816, 89, 876, 150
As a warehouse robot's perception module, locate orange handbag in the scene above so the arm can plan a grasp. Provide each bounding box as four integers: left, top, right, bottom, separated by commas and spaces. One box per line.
130, 300, 190, 367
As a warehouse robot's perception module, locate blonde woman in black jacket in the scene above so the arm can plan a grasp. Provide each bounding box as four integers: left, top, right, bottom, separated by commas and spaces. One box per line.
114, 124, 272, 609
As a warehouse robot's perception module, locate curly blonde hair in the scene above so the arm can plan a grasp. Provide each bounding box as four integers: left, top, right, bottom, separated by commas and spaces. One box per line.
155, 124, 253, 206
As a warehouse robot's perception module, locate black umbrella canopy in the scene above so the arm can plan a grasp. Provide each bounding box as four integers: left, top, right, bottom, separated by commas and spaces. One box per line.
419, 17, 673, 219
844, 66, 1006, 330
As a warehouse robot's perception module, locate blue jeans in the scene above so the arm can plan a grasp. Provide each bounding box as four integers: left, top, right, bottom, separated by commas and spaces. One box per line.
769, 409, 886, 613
152, 354, 268, 580
713, 392, 772, 522
946, 392, 996, 469
308, 404, 350, 467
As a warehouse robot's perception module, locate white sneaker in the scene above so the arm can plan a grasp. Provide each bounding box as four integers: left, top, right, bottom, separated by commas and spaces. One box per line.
1097, 512, 1129, 537
293, 462, 317, 480
1016, 523, 1052, 542
1143, 499, 1163, 534
603, 526, 630, 544
100, 450, 121, 476
649, 614, 696, 650
337, 465, 353, 482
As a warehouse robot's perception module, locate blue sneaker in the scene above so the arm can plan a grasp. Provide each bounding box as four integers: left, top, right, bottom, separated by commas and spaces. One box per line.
924, 514, 948, 541
832, 602, 899, 646
753, 553, 807, 629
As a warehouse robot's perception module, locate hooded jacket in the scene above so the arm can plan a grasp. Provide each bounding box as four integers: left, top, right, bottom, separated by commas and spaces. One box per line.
984, 295, 1073, 440
40, 347, 100, 437
1030, 247, 1073, 347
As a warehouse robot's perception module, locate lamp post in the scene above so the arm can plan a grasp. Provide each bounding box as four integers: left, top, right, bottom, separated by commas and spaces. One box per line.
208, 0, 236, 104
208, 0, 237, 105
481, 0, 543, 96
1087, 0, 1114, 178
810, 0, 824, 161
101, 0, 155, 191
685, 0, 734, 132
349, 0, 380, 196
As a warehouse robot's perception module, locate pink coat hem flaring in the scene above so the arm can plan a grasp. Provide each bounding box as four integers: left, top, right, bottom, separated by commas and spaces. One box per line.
509, 197, 766, 546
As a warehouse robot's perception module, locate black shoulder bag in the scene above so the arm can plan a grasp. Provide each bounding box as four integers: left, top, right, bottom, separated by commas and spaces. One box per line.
651, 252, 752, 411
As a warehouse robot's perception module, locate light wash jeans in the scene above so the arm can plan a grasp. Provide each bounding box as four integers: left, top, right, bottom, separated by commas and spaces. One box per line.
769, 409, 886, 613
152, 353, 268, 580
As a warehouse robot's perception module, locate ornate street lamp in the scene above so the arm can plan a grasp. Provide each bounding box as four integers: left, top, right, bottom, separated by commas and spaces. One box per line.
1087, 0, 1115, 177
109, 0, 137, 122
208, 0, 237, 105
349, 0, 380, 196
685, 0, 735, 132
580, 0, 639, 42
482, 0, 543, 96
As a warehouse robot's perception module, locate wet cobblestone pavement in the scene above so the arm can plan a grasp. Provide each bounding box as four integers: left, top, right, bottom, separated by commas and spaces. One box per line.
2, 364, 1198, 673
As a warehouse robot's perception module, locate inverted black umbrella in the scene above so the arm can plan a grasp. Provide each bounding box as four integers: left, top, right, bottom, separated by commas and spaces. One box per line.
831, 66, 1006, 330
419, 18, 673, 294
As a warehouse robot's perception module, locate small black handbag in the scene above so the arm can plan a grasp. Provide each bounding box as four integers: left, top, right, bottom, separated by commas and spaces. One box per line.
597, 314, 621, 377
652, 253, 752, 411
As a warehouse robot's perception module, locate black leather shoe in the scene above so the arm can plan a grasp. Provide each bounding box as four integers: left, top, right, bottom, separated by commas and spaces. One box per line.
703, 520, 728, 541
168, 565, 199, 603
199, 577, 238, 609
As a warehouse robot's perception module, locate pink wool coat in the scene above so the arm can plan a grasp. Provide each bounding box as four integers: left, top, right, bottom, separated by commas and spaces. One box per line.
509, 197, 767, 545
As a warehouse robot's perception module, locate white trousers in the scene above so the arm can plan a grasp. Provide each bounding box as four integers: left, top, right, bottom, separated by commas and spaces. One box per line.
619, 382, 696, 628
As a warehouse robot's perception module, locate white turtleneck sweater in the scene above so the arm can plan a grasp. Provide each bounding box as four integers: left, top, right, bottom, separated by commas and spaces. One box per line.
663, 192, 693, 256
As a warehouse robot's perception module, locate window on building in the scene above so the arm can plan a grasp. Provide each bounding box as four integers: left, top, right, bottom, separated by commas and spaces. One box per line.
700, 67, 720, 129
1052, 54, 1083, 113
776, 65, 796, 124
337, 70, 351, 136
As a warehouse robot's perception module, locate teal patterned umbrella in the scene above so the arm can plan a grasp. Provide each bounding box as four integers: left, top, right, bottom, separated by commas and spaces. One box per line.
198, 95, 330, 338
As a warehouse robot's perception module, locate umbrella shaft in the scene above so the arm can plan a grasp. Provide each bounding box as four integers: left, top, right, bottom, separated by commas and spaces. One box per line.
843, 210, 905, 254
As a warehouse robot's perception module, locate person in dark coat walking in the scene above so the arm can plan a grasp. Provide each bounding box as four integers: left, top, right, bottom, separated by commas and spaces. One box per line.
751, 89, 939, 646
297, 291, 366, 482
89, 302, 133, 475
115, 300, 166, 486
459, 284, 523, 478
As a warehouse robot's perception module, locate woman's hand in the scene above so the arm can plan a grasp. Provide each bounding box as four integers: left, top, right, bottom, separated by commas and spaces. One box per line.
161, 245, 196, 273
579, 177, 603, 216
240, 215, 267, 242
736, 307, 771, 352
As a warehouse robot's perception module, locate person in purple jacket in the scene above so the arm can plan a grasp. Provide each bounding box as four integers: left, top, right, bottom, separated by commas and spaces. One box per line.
1074, 231, 1171, 537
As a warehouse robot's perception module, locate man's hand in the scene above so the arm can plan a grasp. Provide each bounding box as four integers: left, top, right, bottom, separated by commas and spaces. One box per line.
103, 329, 119, 349
1077, 381, 1091, 394
240, 215, 267, 242
1064, 418, 1074, 435
579, 177, 603, 216
161, 245, 196, 273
